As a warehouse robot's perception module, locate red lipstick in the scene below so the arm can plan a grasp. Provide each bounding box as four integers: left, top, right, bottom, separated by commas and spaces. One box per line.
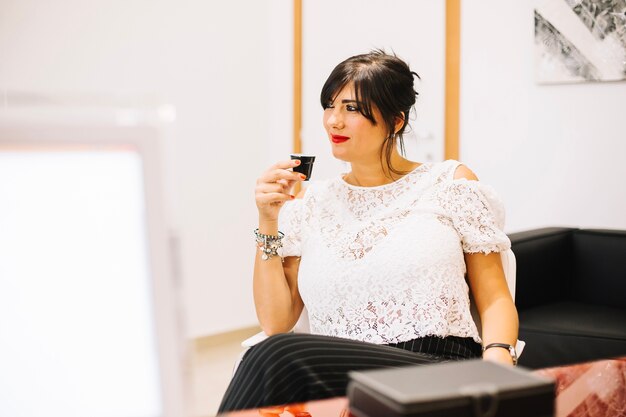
331, 134, 350, 143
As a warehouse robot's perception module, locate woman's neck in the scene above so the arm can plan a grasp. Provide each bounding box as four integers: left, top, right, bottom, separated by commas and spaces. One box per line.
346, 152, 420, 187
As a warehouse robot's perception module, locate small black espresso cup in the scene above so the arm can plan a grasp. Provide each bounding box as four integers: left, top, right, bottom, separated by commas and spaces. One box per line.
290, 154, 316, 181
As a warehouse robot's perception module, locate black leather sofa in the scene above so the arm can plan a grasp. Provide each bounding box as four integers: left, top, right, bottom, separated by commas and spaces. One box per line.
509, 227, 626, 369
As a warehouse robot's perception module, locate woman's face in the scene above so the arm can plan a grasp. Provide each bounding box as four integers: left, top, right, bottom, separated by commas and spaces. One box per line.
323, 83, 388, 165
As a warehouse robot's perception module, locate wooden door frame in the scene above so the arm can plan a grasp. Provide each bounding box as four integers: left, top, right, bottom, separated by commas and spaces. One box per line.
445, 0, 460, 160
293, 0, 460, 160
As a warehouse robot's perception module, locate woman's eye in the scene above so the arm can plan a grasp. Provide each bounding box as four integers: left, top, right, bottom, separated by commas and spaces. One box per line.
346, 105, 359, 112
323, 102, 334, 109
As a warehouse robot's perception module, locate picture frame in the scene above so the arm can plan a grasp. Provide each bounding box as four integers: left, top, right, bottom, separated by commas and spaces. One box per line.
535, 0, 626, 84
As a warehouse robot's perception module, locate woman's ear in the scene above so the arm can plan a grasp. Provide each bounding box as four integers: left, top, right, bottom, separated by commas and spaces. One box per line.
394, 114, 406, 134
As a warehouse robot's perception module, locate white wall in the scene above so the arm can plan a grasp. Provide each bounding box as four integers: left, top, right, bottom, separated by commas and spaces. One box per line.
3, 0, 624, 339
460, 0, 626, 232
266, 1, 295, 163
0, 0, 275, 337
302, 0, 446, 180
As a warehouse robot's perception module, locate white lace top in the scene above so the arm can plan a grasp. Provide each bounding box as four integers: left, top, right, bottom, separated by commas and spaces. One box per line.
278, 160, 510, 344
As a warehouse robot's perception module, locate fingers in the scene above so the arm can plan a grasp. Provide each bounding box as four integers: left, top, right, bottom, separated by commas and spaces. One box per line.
259, 159, 306, 183
273, 158, 301, 171
256, 182, 291, 195
255, 160, 304, 210
255, 191, 294, 206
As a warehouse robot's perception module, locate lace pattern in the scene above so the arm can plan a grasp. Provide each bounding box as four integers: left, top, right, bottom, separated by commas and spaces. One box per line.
435, 179, 511, 254
277, 160, 510, 344
278, 200, 303, 257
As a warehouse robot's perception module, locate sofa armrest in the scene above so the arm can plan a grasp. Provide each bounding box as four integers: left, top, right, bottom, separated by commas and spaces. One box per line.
508, 227, 577, 311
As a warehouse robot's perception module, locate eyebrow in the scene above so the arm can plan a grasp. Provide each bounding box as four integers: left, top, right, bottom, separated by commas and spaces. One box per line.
341, 99, 360, 104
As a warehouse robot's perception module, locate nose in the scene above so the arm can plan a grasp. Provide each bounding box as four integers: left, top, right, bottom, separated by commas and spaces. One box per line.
325, 107, 344, 130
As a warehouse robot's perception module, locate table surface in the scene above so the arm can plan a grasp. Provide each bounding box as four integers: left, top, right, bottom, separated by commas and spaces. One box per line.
220, 356, 626, 417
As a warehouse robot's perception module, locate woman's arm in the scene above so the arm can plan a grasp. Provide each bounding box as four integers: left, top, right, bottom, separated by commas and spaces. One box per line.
253, 160, 306, 335
253, 242, 304, 335
454, 164, 519, 365
466, 252, 519, 365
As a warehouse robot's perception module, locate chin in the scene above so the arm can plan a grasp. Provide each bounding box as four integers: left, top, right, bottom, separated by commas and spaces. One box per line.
331, 149, 351, 163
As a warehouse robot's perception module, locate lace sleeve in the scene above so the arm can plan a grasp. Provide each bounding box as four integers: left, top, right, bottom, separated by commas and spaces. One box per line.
277, 199, 303, 257
440, 179, 511, 254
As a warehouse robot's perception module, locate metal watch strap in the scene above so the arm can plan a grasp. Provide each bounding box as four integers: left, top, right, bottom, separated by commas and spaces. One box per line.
482, 343, 518, 365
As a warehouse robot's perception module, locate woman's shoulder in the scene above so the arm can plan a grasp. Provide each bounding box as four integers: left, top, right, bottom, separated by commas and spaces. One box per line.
452, 163, 479, 181
431, 161, 507, 227
430, 159, 480, 183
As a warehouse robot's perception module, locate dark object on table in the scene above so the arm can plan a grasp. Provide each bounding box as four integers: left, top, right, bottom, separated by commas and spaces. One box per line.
348, 359, 555, 417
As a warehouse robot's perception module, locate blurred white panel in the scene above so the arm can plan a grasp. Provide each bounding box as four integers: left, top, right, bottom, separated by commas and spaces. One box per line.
0, 148, 162, 417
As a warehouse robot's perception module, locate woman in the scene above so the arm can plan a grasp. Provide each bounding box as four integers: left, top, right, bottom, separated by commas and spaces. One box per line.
218, 50, 518, 412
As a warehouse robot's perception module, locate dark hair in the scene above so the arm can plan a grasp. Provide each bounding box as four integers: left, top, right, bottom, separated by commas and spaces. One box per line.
320, 49, 420, 175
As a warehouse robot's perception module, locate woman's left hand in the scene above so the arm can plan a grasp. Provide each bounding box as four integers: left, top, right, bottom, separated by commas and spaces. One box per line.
482, 346, 514, 366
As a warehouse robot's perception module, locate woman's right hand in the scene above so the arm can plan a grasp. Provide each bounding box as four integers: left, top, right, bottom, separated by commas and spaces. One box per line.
255, 159, 306, 222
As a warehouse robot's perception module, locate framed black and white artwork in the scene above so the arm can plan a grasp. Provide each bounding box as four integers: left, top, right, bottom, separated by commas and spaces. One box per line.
535, 0, 626, 83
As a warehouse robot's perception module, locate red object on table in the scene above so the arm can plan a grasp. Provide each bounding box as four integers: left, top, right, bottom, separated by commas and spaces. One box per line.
220, 357, 626, 417
220, 397, 351, 417
533, 357, 626, 417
